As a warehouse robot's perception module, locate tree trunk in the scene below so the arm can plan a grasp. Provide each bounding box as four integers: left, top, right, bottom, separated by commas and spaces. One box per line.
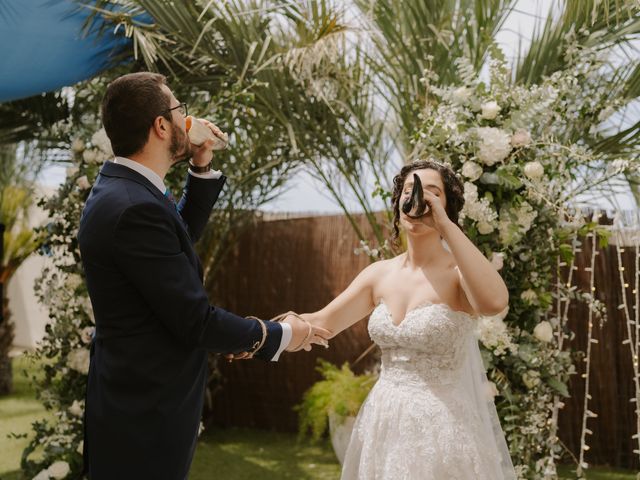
0, 296, 14, 395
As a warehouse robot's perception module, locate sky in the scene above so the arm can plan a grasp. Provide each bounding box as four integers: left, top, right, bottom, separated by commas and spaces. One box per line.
40, 0, 637, 213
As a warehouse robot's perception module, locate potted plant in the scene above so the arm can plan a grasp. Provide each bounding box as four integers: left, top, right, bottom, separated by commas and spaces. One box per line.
296, 359, 377, 464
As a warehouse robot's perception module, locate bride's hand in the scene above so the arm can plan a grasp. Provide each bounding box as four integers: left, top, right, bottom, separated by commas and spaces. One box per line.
418, 189, 454, 233
282, 314, 331, 351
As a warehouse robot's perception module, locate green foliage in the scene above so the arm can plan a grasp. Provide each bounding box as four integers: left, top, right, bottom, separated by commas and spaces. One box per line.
296, 360, 376, 442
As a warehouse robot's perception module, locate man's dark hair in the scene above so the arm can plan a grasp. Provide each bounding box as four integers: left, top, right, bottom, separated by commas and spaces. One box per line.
101, 72, 172, 157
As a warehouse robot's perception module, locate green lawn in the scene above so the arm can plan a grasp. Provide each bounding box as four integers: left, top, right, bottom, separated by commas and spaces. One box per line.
0, 354, 637, 479
0, 354, 51, 476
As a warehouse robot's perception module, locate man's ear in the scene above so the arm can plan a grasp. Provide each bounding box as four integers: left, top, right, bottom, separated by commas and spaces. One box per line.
151, 116, 170, 140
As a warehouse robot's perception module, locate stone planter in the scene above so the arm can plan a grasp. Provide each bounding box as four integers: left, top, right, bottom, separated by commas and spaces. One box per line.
328, 413, 356, 465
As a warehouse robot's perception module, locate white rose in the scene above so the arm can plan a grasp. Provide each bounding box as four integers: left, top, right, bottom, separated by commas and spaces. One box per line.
77, 440, 84, 455
68, 399, 84, 417
47, 461, 70, 479
522, 370, 541, 389
524, 161, 544, 180
481, 100, 500, 120
452, 86, 472, 104
67, 349, 90, 375
81, 326, 95, 344
533, 321, 554, 343
65, 167, 79, 178
511, 129, 532, 147
66, 273, 82, 290
76, 175, 91, 190
33, 469, 50, 480
461, 161, 483, 181
490, 252, 504, 270
477, 221, 494, 235
520, 289, 537, 304
82, 149, 97, 164
476, 127, 512, 165
71, 138, 85, 153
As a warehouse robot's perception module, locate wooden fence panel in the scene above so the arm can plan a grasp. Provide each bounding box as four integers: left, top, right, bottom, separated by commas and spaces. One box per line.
207, 213, 639, 469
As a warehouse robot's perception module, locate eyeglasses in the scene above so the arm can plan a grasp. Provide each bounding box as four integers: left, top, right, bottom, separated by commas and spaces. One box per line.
164, 102, 188, 117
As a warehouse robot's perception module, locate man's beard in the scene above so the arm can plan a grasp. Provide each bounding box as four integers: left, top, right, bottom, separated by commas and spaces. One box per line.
169, 122, 191, 164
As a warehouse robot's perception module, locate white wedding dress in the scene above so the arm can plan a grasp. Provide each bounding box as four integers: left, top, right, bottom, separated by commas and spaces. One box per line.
341, 301, 517, 480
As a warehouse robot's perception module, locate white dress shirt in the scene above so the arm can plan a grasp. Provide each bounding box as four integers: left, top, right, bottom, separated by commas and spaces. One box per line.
112, 157, 292, 360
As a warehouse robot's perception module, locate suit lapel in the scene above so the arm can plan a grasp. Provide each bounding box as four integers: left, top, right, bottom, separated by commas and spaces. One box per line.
99, 161, 196, 250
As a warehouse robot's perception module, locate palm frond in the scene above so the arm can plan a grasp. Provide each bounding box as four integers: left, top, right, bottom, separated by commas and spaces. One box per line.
515, 0, 640, 85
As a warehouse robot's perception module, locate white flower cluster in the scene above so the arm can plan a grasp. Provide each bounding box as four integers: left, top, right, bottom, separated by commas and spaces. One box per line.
476, 313, 517, 356
67, 348, 90, 375
75, 128, 113, 165
459, 182, 498, 234
353, 240, 390, 260
33, 461, 71, 480
475, 127, 512, 166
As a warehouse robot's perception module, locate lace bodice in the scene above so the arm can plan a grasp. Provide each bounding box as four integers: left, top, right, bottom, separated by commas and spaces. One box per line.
341, 301, 516, 479
368, 301, 476, 386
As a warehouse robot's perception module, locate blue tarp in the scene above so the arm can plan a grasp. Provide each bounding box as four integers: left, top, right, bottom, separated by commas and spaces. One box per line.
0, 0, 131, 102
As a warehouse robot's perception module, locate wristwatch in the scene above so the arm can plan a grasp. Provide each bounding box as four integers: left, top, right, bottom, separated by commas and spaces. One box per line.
188, 160, 211, 174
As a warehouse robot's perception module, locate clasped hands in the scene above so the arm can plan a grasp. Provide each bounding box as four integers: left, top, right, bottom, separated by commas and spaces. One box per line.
225, 312, 331, 361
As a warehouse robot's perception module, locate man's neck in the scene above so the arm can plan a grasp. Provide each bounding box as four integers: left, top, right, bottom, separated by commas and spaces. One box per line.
128, 150, 170, 180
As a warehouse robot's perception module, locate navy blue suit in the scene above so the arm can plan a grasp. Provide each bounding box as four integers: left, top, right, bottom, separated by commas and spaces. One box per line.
78, 162, 282, 479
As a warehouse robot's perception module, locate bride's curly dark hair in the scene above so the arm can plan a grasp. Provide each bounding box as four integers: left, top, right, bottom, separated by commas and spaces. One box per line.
391, 160, 465, 241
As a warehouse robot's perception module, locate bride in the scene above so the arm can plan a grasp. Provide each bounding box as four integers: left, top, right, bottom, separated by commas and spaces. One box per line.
302, 160, 517, 479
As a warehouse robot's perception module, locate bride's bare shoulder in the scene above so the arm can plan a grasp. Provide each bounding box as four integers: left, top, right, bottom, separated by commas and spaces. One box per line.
361, 254, 403, 276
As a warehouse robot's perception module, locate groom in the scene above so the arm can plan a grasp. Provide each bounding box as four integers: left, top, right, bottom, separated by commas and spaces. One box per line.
78, 72, 328, 479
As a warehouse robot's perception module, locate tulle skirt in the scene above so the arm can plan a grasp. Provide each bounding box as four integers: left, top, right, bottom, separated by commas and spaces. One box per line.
340, 375, 506, 480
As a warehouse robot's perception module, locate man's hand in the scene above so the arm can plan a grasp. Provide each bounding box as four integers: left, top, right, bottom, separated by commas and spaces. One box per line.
190, 120, 225, 167
223, 314, 331, 361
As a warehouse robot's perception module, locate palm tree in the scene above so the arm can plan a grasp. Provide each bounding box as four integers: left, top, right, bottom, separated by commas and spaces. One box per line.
0, 143, 42, 395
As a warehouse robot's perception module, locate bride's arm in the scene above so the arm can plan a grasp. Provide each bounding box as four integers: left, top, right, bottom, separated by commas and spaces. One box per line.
301, 262, 379, 338
440, 220, 509, 316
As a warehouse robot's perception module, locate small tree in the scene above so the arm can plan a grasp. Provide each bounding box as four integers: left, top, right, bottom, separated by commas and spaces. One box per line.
0, 143, 43, 395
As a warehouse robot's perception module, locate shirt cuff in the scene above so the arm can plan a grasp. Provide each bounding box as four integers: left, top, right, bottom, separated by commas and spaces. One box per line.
271, 322, 292, 361
188, 168, 223, 180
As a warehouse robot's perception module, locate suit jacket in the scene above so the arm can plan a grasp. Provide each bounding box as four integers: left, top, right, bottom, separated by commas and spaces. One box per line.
78, 161, 282, 479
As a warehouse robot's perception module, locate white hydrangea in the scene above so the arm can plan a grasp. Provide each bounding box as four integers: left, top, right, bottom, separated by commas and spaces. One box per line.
47, 461, 71, 479
475, 127, 512, 165
459, 182, 498, 231
476, 313, 517, 356
91, 128, 113, 156
67, 348, 90, 375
